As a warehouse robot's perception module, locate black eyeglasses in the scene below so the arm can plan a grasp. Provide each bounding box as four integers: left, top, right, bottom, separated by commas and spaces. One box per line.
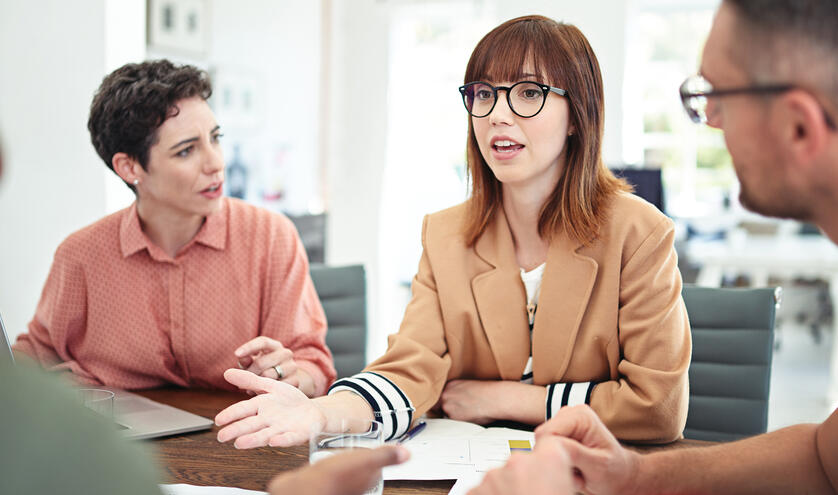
459, 81, 568, 118
679, 74, 836, 129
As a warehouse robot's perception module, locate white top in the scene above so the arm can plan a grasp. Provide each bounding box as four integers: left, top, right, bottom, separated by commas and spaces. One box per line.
520, 262, 546, 307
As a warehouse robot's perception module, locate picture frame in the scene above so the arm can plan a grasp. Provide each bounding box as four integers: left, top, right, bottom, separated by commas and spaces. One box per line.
147, 0, 208, 56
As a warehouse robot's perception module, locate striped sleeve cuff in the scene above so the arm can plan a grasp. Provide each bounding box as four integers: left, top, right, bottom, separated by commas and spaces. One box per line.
545, 381, 596, 420
328, 371, 414, 441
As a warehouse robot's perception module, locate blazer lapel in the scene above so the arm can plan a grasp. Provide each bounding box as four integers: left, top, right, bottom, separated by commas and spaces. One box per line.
471, 209, 531, 381
532, 230, 598, 384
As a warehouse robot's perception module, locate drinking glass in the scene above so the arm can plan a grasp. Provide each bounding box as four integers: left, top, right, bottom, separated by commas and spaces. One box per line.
309, 418, 384, 495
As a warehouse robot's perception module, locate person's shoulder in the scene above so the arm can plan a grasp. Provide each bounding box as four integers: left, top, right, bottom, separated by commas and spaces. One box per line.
56, 208, 127, 260
424, 201, 469, 234
605, 191, 672, 233
225, 197, 296, 233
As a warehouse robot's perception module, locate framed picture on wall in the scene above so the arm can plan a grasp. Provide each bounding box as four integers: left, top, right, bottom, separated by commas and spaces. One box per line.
147, 0, 208, 56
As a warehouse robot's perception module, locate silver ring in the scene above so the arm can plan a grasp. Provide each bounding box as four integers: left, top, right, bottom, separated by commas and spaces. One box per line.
273, 364, 284, 379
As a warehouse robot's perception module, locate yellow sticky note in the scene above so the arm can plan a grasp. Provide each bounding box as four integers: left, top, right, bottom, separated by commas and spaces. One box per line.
508, 439, 532, 451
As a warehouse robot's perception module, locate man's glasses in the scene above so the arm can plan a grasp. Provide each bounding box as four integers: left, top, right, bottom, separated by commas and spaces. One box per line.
679, 74, 836, 129
459, 81, 568, 118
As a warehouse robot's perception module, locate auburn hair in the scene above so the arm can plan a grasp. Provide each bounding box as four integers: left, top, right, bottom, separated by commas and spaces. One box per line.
463, 15, 629, 246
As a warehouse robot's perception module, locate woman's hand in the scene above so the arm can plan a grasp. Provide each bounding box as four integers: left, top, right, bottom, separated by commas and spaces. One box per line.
216, 368, 326, 448
235, 336, 314, 396
440, 380, 547, 425
440, 380, 503, 424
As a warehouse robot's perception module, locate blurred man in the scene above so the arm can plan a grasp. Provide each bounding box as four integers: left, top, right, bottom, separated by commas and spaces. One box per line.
470, 0, 838, 494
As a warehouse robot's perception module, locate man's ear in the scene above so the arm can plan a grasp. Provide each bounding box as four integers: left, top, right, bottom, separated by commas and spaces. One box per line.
781, 90, 830, 167
112, 153, 143, 185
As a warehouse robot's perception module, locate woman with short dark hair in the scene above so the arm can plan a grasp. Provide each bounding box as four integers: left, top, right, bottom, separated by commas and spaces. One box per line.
13, 60, 336, 395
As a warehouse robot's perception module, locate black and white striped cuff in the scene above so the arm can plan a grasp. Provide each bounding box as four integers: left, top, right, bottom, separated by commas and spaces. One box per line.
328, 371, 414, 441
545, 381, 596, 420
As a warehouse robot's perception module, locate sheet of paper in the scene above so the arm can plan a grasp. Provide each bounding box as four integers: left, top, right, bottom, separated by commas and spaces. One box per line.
159, 484, 267, 495
383, 418, 534, 480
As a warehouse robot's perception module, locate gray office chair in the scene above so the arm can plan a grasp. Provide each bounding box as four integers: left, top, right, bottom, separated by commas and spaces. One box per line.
310, 264, 367, 379
682, 285, 780, 442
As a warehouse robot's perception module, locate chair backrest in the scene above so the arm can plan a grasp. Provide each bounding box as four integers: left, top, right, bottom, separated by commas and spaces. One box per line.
682, 285, 779, 442
610, 167, 664, 213
310, 264, 367, 379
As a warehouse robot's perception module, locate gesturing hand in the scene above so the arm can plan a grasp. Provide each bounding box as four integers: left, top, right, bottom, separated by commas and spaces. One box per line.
215, 368, 325, 448
235, 336, 299, 384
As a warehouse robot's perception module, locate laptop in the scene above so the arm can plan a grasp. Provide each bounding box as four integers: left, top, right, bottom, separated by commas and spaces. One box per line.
0, 310, 213, 439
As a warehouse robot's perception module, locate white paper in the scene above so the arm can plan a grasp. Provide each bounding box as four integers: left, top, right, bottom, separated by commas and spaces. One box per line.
382, 418, 534, 481
159, 484, 267, 495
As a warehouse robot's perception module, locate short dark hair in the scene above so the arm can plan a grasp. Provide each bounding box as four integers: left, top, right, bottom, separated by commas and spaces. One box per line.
87, 59, 212, 190
724, 0, 838, 106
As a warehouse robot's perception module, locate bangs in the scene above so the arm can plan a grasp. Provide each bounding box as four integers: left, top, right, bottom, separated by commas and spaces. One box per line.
464, 18, 561, 87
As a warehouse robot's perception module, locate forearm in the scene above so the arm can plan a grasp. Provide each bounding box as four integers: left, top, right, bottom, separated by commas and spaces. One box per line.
633, 424, 834, 495
313, 391, 375, 433
489, 382, 547, 425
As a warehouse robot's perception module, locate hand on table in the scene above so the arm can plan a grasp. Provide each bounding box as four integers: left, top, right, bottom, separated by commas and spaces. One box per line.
267, 445, 409, 495
533, 405, 640, 495
440, 379, 506, 424
215, 368, 325, 448
235, 336, 313, 396
467, 435, 575, 495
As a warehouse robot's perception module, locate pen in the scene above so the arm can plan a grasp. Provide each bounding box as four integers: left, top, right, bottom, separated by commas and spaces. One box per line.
397, 420, 426, 444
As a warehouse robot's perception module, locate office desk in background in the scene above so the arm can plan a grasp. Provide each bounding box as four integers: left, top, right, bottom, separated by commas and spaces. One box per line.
139, 389, 711, 495
687, 235, 838, 408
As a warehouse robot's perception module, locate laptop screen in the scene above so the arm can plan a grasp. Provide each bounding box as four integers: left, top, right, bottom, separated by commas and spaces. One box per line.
0, 312, 15, 365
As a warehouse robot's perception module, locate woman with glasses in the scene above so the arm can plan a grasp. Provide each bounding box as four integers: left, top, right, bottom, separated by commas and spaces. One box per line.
215, 15, 690, 448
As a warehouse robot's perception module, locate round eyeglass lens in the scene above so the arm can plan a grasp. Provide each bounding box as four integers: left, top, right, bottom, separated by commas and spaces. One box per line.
464, 82, 496, 117
509, 82, 546, 117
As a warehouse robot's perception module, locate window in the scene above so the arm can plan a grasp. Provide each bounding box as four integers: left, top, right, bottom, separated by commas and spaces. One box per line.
624, 1, 736, 218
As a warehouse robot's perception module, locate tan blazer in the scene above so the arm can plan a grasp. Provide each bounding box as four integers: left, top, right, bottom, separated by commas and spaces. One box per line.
361, 192, 690, 443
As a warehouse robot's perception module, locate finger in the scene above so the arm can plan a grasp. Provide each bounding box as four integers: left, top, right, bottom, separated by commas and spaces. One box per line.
267, 430, 310, 448
217, 414, 270, 444
258, 365, 300, 387
235, 336, 283, 358
534, 405, 605, 444
334, 445, 410, 471
237, 355, 254, 369
250, 349, 294, 376
223, 368, 279, 395
554, 436, 602, 472
215, 394, 261, 428
234, 424, 283, 449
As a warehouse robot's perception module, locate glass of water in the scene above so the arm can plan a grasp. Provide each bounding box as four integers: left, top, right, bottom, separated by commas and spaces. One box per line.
309, 418, 384, 495
78, 388, 115, 421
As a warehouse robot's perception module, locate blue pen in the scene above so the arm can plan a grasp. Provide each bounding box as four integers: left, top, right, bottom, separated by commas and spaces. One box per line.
397, 420, 427, 444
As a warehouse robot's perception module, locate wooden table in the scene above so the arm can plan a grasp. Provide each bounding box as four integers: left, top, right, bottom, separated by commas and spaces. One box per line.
138, 388, 711, 494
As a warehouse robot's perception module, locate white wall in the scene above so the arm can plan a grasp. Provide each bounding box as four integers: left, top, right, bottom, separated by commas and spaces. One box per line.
325, 0, 391, 359
0, 0, 145, 340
